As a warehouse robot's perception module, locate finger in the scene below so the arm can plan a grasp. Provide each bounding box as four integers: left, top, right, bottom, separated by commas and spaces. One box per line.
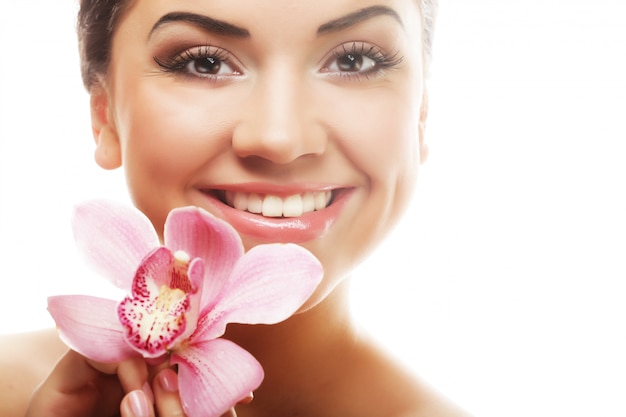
49, 350, 118, 392
25, 350, 122, 417
118, 356, 152, 395
152, 368, 252, 417
87, 354, 150, 394
154, 367, 187, 417
238, 392, 254, 405
121, 389, 156, 417
220, 408, 237, 417
220, 392, 253, 417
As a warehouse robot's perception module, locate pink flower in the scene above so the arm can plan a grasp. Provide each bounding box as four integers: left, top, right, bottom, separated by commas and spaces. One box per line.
48, 200, 323, 417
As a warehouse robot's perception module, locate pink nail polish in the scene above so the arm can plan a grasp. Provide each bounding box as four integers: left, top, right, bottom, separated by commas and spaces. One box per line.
142, 381, 155, 404
128, 390, 151, 417
240, 392, 254, 404
159, 368, 179, 392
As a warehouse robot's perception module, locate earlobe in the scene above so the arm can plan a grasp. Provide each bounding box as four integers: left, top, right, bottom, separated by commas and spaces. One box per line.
90, 85, 122, 170
94, 125, 122, 169
419, 88, 429, 165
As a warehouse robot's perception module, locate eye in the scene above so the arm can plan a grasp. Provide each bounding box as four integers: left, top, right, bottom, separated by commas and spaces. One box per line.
154, 45, 242, 80
328, 52, 377, 73
320, 42, 403, 79
184, 55, 237, 77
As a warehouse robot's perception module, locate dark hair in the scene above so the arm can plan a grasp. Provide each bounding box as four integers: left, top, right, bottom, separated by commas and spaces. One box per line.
77, 0, 437, 90
77, 0, 129, 89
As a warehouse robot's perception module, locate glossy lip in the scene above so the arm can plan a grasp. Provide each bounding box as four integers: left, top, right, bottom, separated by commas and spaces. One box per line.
198, 185, 354, 244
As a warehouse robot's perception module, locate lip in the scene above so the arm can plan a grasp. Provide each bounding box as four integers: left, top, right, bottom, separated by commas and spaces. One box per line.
198, 185, 354, 244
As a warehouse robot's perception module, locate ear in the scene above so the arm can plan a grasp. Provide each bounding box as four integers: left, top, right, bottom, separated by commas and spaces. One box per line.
419, 87, 429, 164
90, 85, 122, 170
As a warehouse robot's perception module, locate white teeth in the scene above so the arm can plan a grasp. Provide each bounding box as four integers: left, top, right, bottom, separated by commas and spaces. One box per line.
283, 194, 303, 217
302, 192, 315, 213
233, 192, 248, 211
248, 193, 263, 214
314, 192, 328, 211
262, 195, 283, 217
224, 191, 333, 218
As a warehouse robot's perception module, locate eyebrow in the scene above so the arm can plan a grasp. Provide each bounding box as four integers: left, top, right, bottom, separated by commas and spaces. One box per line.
150, 12, 250, 39
149, 6, 401, 40
317, 5, 404, 35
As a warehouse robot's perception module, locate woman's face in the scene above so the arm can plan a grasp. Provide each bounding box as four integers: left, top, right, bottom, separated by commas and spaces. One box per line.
95, 0, 427, 308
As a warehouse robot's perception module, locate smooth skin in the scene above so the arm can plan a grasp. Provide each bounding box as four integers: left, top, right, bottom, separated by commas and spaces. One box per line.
0, 0, 470, 416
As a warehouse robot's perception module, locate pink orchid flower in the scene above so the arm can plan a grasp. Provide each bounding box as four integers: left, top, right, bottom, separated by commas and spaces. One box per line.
48, 200, 323, 417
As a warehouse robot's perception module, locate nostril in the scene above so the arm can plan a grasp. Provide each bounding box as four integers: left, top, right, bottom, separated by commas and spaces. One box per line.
231, 116, 327, 164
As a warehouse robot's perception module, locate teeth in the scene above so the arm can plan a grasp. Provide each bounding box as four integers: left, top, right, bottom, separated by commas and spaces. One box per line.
232, 192, 248, 211
224, 191, 333, 218
283, 194, 303, 217
302, 192, 315, 213
262, 195, 283, 217
248, 193, 263, 214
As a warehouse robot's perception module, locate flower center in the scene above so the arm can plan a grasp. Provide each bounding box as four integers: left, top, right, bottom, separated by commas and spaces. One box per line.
118, 248, 195, 357
155, 285, 186, 310
170, 250, 193, 292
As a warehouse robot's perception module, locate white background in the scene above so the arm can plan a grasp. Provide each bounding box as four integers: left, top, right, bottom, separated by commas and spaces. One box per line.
1, 1, 625, 417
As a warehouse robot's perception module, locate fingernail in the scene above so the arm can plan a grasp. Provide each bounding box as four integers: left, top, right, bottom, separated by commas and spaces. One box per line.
158, 368, 179, 392
128, 390, 151, 417
240, 392, 254, 404
142, 381, 155, 404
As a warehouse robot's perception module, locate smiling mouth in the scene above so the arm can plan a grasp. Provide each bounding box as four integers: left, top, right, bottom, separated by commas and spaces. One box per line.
220, 190, 334, 218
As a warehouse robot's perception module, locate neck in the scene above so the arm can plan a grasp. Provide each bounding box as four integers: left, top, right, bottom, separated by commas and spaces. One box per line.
224, 278, 360, 395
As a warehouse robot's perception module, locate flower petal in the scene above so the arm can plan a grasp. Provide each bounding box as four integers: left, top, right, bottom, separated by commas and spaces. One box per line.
48, 295, 137, 363
164, 207, 244, 309
134, 247, 174, 292
171, 338, 263, 417
196, 244, 323, 340
178, 257, 205, 341
72, 200, 159, 290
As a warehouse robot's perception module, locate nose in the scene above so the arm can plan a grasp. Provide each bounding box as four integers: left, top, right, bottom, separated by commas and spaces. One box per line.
232, 69, 327, 165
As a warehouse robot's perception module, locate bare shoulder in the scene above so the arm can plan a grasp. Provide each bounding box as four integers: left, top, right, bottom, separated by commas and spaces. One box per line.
344, 333, 473, 417
0, 328, 67, 417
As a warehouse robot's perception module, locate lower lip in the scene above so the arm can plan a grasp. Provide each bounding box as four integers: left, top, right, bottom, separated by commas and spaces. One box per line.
200, 189, 353, 244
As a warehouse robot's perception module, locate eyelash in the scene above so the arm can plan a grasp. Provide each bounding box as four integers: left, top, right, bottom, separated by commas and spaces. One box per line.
321, 42, 404, 80
154, 45, 240, 81
153, 41, 404, 82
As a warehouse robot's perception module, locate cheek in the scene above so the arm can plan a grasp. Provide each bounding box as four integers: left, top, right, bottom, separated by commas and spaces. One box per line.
117, 84, 237, 185
112, 82, 243, 231
323, 87, 421, 187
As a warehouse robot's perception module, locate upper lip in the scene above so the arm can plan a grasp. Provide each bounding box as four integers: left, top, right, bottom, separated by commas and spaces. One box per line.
201, 182, 341, 196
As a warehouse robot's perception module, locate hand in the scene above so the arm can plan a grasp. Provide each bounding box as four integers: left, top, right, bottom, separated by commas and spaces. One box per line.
26, 348, 252, 417
25, 349, 149, 417
121, 368, 180, 417
121, 368, 254, 417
